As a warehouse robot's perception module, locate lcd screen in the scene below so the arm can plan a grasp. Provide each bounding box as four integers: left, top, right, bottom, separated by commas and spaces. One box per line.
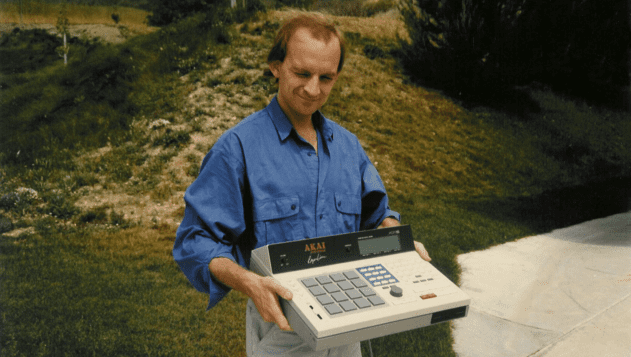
358, 235, 401, 255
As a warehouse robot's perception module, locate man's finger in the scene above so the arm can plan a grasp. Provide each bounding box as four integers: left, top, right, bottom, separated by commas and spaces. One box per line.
277, 316, 293, 331
269, 294, 293, 331
415, 241, 431, 261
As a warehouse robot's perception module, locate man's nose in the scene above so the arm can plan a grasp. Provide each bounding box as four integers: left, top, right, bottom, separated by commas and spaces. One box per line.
304, 76, 320, 97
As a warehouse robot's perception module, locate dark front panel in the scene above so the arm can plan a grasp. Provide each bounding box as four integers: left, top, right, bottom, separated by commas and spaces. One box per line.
268, 225, 415, 274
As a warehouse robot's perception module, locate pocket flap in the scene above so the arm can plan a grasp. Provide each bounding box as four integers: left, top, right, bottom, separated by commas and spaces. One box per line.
253, 196, 300, 222
334, 193, 361, 215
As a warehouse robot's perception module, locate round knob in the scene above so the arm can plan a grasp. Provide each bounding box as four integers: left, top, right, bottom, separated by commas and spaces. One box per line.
390, 285, 403, 297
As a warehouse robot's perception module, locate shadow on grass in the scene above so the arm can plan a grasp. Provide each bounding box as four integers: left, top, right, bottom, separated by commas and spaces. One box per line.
464, 176, 631, 237
455, 85, 542, 117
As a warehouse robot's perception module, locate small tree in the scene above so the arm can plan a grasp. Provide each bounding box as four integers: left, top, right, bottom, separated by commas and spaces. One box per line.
56, 3, 70, 65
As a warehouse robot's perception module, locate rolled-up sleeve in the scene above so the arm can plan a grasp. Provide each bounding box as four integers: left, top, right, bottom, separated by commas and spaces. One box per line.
173, 134, 250, 309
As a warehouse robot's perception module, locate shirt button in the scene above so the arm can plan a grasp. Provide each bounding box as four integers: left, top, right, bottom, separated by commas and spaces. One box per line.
319, 214, 323, 219
291, 204, 296, 210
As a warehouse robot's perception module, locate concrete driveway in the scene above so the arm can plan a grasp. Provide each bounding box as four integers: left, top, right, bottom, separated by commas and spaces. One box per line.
453, 212, 631, 357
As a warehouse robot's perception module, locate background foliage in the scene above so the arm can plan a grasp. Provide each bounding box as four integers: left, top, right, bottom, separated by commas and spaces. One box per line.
398, 0, 630, 109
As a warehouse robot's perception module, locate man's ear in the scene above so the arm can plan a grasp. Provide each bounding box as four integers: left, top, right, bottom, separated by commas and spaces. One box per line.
268, 61, 281, 78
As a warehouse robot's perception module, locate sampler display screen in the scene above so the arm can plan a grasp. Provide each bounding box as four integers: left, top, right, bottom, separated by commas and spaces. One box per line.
358, 235, 401, 256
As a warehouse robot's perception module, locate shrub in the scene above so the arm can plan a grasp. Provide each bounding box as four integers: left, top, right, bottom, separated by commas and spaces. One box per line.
398, 0, 630, 108
40, 190, 78, 220
398, 0, 509, 93
0, 213, 14, 234
0, 193, 19, 211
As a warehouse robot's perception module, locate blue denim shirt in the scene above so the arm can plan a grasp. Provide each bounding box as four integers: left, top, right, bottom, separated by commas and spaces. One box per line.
173, 97, 400, 309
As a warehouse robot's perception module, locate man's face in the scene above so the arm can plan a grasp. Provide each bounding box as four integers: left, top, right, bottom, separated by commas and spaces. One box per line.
269, 28, 341, 123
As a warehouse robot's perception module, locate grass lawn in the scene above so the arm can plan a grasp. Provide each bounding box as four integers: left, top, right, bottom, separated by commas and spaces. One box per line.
1, 5, 630, 357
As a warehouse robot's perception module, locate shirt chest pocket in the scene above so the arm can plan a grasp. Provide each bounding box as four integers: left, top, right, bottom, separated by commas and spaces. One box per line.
334, 193, 361, 233
253, 196, 304, 245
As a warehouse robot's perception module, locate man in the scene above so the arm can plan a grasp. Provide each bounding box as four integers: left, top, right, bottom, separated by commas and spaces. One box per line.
173, 12, 431, 356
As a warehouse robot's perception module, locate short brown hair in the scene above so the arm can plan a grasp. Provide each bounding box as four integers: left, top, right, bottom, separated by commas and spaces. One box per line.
266, 12, 346, 75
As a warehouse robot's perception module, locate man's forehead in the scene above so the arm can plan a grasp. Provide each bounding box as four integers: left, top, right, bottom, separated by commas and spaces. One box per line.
285, 28, 340, 68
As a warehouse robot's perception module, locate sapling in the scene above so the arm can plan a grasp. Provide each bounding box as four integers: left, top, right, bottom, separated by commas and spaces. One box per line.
56, 2, 70, 65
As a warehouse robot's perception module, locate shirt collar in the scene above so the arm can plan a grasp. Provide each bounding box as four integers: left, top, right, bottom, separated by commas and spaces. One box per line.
267, 96, 334, 143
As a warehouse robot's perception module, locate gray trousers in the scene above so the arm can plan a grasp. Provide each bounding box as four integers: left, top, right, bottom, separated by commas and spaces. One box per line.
246, 299, 362, 356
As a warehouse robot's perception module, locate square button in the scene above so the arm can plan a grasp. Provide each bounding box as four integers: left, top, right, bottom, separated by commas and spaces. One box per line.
359, 287, 376, 297
338, 281, 354, 290
330, 273, 346, 282
331, 292, 348, 302
344, 271, 360, 280
346, 289, 362, 300
323, 283, 340, 293
368, 296, 385, 306
324, 304, 343, 315
301, 278, 318, 287
352, 279, 368, 288
355, 298, 371, 309
317, 295, 334, 305
316, 276, 332, 284
339, 301, 357, 312
309, 286, 326, 296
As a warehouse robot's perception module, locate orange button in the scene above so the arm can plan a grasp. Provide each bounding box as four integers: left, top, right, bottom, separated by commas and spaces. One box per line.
420, 293, 437, 300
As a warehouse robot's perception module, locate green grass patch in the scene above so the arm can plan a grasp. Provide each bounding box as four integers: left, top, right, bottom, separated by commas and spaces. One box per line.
0, 222, 250, 356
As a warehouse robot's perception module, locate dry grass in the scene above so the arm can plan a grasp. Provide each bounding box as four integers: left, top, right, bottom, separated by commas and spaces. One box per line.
269, 8, 406, 40
0, 2, 150, 27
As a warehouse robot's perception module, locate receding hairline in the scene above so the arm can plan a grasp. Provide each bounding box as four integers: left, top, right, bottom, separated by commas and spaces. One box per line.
266, 12, 346, 73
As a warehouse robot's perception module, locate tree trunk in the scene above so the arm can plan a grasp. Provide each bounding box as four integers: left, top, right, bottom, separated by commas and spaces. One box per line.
63, 33, 67, 65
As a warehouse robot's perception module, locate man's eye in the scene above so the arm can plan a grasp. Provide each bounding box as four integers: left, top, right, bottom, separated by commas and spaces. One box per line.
296, 73, 309, 77
321, 76, 332, 81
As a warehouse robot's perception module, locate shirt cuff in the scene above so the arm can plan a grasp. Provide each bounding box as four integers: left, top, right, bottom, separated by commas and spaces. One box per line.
384, 209, 401, 223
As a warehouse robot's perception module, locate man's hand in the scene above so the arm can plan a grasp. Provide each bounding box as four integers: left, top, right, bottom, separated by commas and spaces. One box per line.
209, 258, 294, 331
377, 218, 432, 262
414, 241, 431, 262
247, 276, 294, 331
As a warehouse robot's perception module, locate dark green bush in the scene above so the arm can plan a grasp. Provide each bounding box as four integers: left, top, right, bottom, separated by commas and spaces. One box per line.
398, 0, 630, 108
40, 191, 78, 220
0, 193, 19, 211
0, 213, 14, 234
